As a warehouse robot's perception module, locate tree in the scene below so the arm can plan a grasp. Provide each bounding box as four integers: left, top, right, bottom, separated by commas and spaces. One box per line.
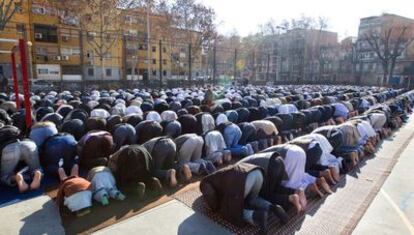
0, 0, 23, 31
170, 0, 216, 80
50, 0, 133, 81
363, 23, 409, 86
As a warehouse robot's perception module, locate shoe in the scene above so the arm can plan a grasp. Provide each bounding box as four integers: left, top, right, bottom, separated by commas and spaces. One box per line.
115, 191, 126, 201
270, 204, 289, 224
252, 210, 268, 235
205, 161, 217, 174
101, 195, 109, 206
181, 164, 192, 181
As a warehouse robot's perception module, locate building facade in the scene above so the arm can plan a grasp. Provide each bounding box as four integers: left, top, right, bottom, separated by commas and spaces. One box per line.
356, 14, 414, 86
0, 0, 203, 82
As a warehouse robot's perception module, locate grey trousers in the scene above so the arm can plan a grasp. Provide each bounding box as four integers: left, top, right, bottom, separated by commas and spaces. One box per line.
178, 136, 205, 174
1, 140, 41, 186
243, 169, 272, 224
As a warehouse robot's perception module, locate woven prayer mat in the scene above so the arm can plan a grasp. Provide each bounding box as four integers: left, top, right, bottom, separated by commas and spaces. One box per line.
173, 117, 414, 235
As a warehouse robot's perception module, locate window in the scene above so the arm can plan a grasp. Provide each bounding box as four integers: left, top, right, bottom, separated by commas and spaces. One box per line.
139, 44, 147, 50
163, 59, 167, 65
106, 68, 112, 77
163, 47, 167, 53
163, 70, 167, 76
34, 24, 58, 43
152, 46, 156, 52
62, 65, 81, 75
87, 32, 96, 41
38, 68, 48, 75
88, 68, 94, 76
152, 59, 156, 64
87, 50, 94, 59
106, 34, 111, 42
32, 6, 45, 15
16, 24, 24, 33
152, 70, 157, 76
61, 47, 81, 56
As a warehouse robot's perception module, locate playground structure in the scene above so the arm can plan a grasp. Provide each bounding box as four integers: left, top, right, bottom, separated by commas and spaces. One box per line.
0, 38, 32, 129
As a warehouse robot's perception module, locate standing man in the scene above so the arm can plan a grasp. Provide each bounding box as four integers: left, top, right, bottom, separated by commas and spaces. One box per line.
204, 85, 215, 107
0, 73, 8, 93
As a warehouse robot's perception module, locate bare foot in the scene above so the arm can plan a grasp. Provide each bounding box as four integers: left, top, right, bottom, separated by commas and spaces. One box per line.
289, 194, 302, 214
181, 164, 192, 181
30, 170, 42, 190
296, 189, 307, 209
70, 164, 79, 177
329, 166, 340, 182
58, 167, 68, 182
320, 169, 335, 185
317, 177, 333, 194
309, 183, 324, 198
167, 169, 177, 187
350, 152, 358, 167
15, 173, 29, 193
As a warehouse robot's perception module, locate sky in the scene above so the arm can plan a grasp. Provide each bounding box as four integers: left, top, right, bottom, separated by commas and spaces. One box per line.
200, 0, 414, 39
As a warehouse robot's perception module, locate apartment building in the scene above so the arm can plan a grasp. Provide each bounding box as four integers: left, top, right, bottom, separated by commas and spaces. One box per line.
0, 0, 203, 82
356, 14, 414, 86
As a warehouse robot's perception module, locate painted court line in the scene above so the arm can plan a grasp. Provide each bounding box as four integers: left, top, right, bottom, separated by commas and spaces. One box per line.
381, 189, 414, 235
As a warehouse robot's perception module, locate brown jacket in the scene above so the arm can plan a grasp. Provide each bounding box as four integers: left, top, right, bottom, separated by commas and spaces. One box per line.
200, 162, 263, 226
56, 176, 91, 212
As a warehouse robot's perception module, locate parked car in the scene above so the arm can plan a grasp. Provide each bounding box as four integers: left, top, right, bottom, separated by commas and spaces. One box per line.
31, 80, 54, 92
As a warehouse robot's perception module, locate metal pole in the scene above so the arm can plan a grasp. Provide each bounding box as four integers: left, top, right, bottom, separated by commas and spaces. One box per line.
18, 39, 32, 129
159, 39, 162, 87
266, 53, 270, 82
188, 43, 192, 81
11, 52, 20, 109
234, 48, 237, 81
146, 3, 151, 81
213, 43, 216, 84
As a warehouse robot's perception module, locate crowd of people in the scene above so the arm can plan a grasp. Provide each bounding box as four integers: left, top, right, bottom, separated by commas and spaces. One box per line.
0, 84, 412, 233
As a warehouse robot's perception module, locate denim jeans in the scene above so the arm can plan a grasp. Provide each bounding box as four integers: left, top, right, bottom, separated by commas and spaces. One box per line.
112, 124, 136, 150
42, 134, 77, 176
243, 169, 272, 224
223, 124, 248, 157
1, 140, 41, 186
89, 170, 123, 204
29, 123, 58, 148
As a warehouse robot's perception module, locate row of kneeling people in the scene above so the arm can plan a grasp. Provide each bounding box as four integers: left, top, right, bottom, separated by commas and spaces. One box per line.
200, 91, 414, 234
0, 86, 412, 220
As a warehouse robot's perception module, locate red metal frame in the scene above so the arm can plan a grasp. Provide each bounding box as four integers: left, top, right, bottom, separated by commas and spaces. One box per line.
18, 39, 32, 129
10, 52, 20, 109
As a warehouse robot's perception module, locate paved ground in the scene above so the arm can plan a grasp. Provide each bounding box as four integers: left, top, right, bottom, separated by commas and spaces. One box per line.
353, 131, 414, 235
2, 118, 414, 235
0, 195, 65, 235
93, 200, 231, 235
